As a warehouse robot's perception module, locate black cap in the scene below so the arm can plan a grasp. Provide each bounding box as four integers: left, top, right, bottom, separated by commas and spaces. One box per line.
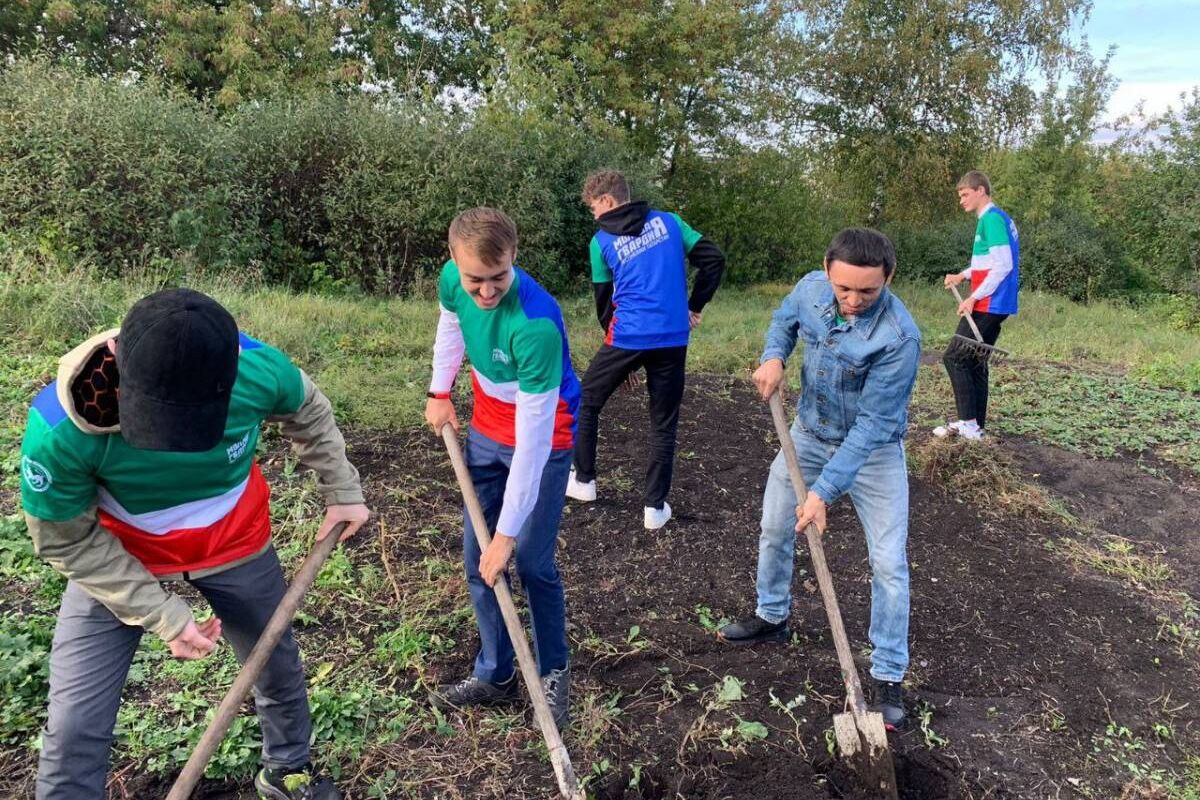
116, 288, 239, 452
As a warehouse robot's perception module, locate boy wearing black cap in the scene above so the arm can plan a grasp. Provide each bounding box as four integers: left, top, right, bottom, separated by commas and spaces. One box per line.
19, 288, 370, 800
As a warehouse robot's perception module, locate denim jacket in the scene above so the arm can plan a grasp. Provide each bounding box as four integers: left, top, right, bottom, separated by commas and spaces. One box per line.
761, 271, 921, 504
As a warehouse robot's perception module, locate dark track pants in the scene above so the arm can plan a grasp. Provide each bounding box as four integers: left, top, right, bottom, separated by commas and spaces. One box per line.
942, 311, 1007, 429
573, 344, 687, 510
36, 547, 311, 800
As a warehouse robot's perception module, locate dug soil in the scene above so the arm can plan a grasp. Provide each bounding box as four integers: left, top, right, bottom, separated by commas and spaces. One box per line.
166, 375, 1200, 799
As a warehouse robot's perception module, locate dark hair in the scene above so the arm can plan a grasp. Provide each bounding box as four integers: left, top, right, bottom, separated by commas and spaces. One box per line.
448, 207, 518, 268
581, 169, 631, 205
956, 170, 992, 195
824, 228, 897, 278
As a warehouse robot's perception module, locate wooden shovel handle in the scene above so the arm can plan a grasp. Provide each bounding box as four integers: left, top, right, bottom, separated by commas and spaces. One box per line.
768, 390, 870, 718
440, 426, 583, 800
949, 284, 987, 343
166, 522, 348, 800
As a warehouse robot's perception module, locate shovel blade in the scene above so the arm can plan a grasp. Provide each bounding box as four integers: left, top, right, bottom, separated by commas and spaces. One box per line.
833, 711, 899, 800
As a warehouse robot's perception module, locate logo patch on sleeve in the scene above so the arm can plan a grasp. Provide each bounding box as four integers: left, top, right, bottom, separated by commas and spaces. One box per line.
21, 456, 53, 493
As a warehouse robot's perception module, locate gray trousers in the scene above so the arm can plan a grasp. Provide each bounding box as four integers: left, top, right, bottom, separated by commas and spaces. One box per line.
36, 547, 311, 800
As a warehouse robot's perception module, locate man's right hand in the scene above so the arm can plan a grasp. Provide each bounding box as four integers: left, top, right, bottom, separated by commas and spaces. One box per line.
168, 617, 221, 660
425, 397, 459, 433
943, 272, 966, 288
753, 358, 785, 401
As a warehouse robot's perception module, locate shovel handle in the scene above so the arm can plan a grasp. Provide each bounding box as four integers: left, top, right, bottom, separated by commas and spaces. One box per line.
949, 284, 987, 343
768, 390, 870, 718
166, 521, 348, 800
440, 426, 583, 800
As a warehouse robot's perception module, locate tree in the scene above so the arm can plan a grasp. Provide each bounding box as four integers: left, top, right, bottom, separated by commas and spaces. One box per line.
789, 0, 1091, 224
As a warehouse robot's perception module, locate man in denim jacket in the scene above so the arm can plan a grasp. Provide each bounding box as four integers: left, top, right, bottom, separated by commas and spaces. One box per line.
719, 228, 920, 728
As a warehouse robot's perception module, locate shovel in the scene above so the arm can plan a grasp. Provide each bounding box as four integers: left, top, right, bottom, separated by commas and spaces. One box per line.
768, 390, 899, 799
948, 283, 1010, 361
166, 521, 349, 800
440, 424, 586, 800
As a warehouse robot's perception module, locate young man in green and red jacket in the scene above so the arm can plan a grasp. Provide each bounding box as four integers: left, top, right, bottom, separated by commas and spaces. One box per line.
20, 289, 370, 800
424, 207, 580, 729
566, 169, 726, 529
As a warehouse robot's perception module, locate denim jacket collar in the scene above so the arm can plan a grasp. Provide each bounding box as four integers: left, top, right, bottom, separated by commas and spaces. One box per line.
812, 285, 891, 340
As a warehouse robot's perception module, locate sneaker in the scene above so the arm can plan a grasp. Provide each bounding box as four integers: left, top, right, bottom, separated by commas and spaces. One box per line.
255, 764, 340, 800
541, 665, 570, 730
932, 420, 965, 438
430, 674, 519, 711
565, 470, 597, 502
958, 421, 984, 441
870, 678, 907, 730
717, 614, 789, 646
644, 502, 672, 530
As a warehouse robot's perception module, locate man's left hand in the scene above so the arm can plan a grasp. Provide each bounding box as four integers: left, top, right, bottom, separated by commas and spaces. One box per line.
957, 297, 975, 317
795, 491, 827, 534
689, 310, 703, 329
317, 503, 371, 541
480, 533, 516, 587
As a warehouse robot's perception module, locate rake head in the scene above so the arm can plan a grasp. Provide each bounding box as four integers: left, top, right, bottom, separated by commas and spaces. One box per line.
952, 333, 1010, 361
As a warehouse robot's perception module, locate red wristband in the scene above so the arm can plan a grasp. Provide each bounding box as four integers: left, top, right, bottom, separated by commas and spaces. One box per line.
427, 391, 451, 400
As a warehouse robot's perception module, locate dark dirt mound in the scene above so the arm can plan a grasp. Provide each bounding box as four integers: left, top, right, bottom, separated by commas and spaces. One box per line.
167, 374, 1198, 799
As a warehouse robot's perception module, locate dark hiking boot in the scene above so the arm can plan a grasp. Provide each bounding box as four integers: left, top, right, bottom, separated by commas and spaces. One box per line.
871, 678, 907, 730
431, 674, 519, 711
541, 665, 570, 730
255, 764, 341, 800
717, 615, 789, 645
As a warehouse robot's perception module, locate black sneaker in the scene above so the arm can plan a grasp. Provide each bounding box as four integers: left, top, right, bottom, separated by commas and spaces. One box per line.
541, 665, 570, 730
255, 764, 340, 800
871, 678, 907, 730
431, 674, 519, 711
717, 615, 789, 645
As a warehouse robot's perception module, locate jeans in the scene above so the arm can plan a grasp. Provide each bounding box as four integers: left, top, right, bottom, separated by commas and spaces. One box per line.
942, 311, 1006, 429
573, 344, 688, 510
464, 427, 571, 683
37, 547, 310, 800
754, 419, 910, 682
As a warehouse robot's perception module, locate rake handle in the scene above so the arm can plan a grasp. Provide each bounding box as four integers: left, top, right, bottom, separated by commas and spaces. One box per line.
767, 390, 870, 719
440, 425, 583, 800
166, 522, 348, 800
949, 284, 987, 343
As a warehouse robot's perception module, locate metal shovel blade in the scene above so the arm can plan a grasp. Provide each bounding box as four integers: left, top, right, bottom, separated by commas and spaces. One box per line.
951, 333, 1010, 361
833, 710, 899, 799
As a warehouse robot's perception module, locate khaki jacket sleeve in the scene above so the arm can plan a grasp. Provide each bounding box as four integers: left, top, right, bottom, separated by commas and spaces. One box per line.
270, 370, 364, 506
27, 510, 192, 641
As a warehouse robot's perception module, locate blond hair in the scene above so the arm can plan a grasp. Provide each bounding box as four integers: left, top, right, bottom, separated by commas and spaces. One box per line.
448, 207, 518, 268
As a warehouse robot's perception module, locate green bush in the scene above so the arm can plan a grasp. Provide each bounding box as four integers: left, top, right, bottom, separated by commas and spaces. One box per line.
1022, 206, 1130, 303
886, 220, 974, 284
0, 61, 259, 272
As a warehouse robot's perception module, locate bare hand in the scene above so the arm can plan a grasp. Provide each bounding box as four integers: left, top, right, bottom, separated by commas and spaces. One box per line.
957, 297, 975, 317
752, 358, 785, 401
689, 310, 702, 329
168, 618, 221, 660
317, 503, 371, 541
425, 397, 458, 433
943, 273, 966, 288
795, 491, 828, 534
480, 533, 516, 587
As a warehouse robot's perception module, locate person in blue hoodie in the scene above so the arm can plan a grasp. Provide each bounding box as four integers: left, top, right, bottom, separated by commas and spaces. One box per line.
717, 228, 921, 730
564, 169, 726, 530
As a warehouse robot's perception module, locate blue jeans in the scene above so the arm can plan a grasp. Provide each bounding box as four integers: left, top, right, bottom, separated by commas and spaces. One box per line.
464, 428, 571, 683
755, 420, 910, 682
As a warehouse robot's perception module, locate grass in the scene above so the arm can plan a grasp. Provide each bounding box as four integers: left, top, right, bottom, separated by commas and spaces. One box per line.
2, 250, 1200, 794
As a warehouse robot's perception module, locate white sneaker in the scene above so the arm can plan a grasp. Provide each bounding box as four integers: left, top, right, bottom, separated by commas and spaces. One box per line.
958, 421, 984, 441
932, 420, 965, 438
565, 470, 597, 502
644, 502, 672, 530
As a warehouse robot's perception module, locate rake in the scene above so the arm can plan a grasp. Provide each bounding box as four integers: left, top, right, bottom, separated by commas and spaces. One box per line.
949, 283, 1010, 361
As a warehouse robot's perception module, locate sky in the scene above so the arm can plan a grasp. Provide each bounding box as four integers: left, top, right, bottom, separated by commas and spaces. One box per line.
1084, 0, 1200, 122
